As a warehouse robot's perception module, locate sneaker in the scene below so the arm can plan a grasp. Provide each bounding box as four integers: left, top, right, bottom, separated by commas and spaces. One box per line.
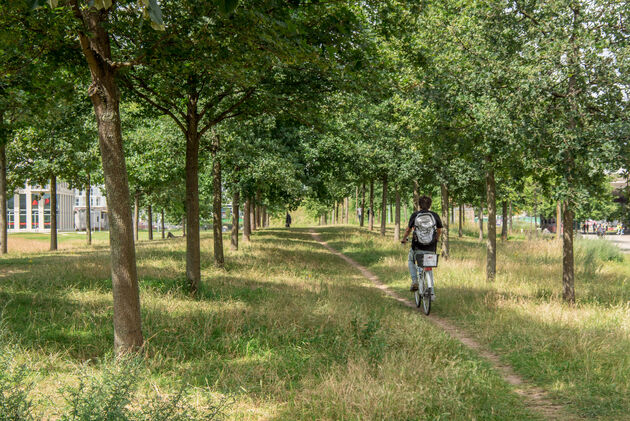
410, 283, 419, 292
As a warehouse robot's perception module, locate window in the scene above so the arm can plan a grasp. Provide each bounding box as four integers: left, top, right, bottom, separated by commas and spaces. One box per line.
95, 197, 100, 207
19, 194, 26, 230
7, 196, 14, 229
43, 193, 51, 228
31, 194, 39, 229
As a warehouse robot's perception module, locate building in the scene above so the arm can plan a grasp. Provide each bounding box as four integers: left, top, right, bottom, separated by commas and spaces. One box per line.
6, 182, 74, 232
74, 186, 109, 231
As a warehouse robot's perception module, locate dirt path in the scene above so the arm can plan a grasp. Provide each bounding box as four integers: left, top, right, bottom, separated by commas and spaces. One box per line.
311, 231, 577, 421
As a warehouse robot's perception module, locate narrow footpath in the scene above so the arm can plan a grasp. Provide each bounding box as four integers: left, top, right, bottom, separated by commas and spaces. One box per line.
310, 230, 577, 421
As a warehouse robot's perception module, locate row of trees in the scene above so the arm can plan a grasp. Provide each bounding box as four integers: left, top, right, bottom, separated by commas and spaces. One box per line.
1, 0, 628, 353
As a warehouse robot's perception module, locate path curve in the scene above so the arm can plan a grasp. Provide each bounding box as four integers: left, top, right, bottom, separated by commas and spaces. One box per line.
310, 230, 576, 421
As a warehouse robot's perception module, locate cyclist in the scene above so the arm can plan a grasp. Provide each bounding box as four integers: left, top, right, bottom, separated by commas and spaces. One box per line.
401, 195, 443, 295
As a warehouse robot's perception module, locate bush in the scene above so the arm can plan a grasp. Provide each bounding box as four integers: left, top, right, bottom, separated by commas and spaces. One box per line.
0, 348, 34, 421
575, 239, 624, 278
59, 357, 231, 421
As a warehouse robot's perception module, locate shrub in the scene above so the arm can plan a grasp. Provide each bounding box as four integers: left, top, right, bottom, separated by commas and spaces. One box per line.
0, 347, 34, 421
59, 357, 231, 421
575, 239, 624, 278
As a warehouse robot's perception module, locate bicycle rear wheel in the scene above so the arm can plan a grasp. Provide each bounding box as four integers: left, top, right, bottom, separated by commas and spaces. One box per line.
421, 270, 431, 315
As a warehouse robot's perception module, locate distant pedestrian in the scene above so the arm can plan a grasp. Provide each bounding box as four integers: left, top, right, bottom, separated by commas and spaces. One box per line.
617, 223, 624, 235
357, 207, 363, 223
285, 213, 292, 228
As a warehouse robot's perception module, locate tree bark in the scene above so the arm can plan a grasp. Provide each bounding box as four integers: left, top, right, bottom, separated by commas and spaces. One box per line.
335, 201, 339, 224
394, 189, 401, 242
251, 197, 257, 231
369, 179, 374, 231
344, 197, 349, 224
161, 209, 165, 239
147, 204, 153, 240
185, 126, 201, 293
508, 201, 513, 233
478, 204, 484, 241
50, 175, 58, 251
413, 180, 420, 211
458, 203, 463, 238
231, 190, 239, 250
360, 183, 365, 227
486, 165, 497, 282
380, 174, 387, 236
261, 206, 267, 228
256, 190, 262, 229
0, 141, 7, 254
182, 214, 186, 237
211, 133, 224, 267
501, 201, 508, 241
440, 183, 449, 259
243, 198, 251, 243
86, 175, 92, 245
133, 192, 139, 242
562, 201, 575, 303
74, 5, 143, 352
556, 200, 562, 239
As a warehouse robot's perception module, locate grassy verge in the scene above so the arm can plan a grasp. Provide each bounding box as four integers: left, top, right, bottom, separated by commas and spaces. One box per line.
0, 228, 540, 419
319, 226, 630, 420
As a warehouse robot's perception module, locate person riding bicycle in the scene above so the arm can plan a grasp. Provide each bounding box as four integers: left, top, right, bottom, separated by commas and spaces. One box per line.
401, 195, 443, 294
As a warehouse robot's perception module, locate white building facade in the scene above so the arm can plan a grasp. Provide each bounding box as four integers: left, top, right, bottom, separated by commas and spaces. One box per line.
74, 186, 109, 231
6, 182, 75, 232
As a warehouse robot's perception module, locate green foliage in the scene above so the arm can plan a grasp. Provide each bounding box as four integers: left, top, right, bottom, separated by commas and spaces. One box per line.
59, 358, 230, 421
575, 239, 624, 278
0, 347, 34, 421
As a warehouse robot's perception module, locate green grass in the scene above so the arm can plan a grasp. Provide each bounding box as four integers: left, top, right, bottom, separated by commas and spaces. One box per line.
319, 226, 630, 420
0, 228, 541, 420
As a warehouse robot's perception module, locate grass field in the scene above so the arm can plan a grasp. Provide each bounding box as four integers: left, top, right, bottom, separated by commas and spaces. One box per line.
319, 227, 630, 420
1, 226, 628, 419
2, 227, 544, 420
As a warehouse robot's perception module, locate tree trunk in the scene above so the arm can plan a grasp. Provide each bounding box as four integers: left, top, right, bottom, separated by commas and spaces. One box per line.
86, 175, 92, 245
413, 180, 420, 211
556, 200, 562, 239
161, 209, 165, 239
380, 174, 387, 236
133, 192, 139, 242
75, 7, 143, 352
147, 204, 153, 240
335, 201, 339, 224
486, 166, 497, 282
261, 206, 267, 228
251, 198, 257, 231
394, 189, 401, 242
562, 201, 575, 303
0, 142, 7, 255
478, 204, 484, 241
231, 190, 239, 250
501, 201, 508, 241
243, 198, 251, 244
458, 203, 463, 238
212, 134, 224, 267
389, 202, 393, 224
50, 175, 58, 251
508, 201, 513, 233
183, 96, 203, 292
256, 190, 262, 229
440, 183, 449, 259
0, 141, 6, 254
345, 197, 349, 224
360, 183, 366, 227
369, 179, 374, 231
182, 214, 186, 237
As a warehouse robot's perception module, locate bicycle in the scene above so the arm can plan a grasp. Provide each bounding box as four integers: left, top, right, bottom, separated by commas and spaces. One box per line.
402, 241, 438, 315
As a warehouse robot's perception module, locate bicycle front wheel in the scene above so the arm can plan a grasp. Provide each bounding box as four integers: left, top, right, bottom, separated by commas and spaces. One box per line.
421, 270, 431, 315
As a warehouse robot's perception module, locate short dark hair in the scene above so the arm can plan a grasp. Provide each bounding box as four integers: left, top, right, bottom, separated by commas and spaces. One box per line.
418, 195, 432, 210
